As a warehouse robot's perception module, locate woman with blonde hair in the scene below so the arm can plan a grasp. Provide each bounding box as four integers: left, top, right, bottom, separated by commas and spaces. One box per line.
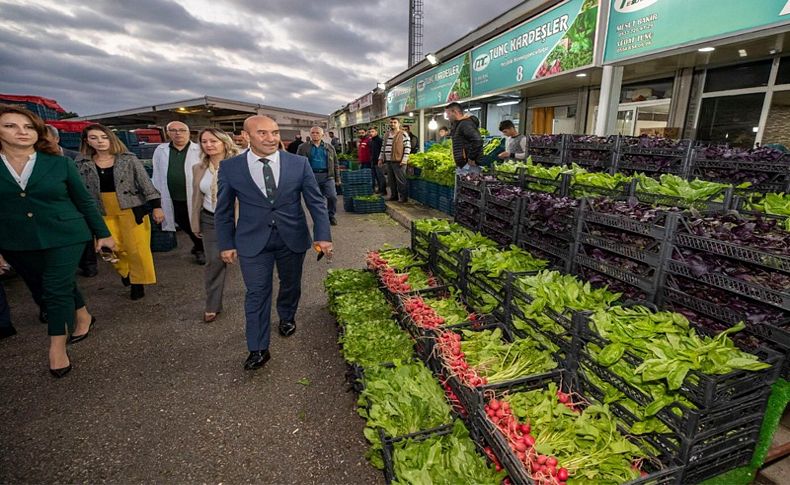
76, 124, 163, 300
0, 105, 115, 377
191, 128, 240, 322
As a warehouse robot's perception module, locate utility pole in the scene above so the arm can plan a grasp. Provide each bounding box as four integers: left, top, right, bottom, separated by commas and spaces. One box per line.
408, 0, 424, 67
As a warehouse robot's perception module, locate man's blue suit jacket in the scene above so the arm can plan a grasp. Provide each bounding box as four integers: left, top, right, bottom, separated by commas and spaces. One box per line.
215, 150, 331, 257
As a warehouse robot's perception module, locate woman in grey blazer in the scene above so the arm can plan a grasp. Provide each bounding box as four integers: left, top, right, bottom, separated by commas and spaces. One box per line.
77, 124, 163, 300
190, 128, 240, 322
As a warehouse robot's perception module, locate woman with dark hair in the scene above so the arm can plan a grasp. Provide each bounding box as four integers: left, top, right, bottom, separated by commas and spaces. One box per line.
76, 124, 163, 300
0, 105, 115, 378
190, 128, 239, 322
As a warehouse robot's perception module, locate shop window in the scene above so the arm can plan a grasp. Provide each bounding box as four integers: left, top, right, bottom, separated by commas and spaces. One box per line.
696, 93, 764, 147
704, 60, 771, 92
620, 78, 673, 103
775, 57, 790, 86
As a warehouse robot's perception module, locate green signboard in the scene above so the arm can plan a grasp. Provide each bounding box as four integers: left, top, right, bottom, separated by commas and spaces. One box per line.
415, 53, 471, 109
604, 0, 790, 62
386, 79, 416, 116
471, 0, 598, 96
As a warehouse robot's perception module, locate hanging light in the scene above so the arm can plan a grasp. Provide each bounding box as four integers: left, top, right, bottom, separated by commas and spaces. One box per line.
428, 117, 438, 130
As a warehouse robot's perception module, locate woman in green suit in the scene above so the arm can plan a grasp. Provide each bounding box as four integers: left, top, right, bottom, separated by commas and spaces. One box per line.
0, 105, 116, 378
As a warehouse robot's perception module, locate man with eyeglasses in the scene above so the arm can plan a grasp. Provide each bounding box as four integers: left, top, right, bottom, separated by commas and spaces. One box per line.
152, 121, 205, 264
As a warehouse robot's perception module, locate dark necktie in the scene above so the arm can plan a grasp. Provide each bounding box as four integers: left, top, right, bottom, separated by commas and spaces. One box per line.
260, 158, 277, 202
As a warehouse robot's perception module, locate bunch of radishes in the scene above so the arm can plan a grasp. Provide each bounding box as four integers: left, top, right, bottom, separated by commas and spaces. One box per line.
380, 267, 412, 293
440, 379, 467, 417
403, 297, 445, 329
365, 250, 388, 271
482, 446, 510, 482
436, 331, 488, 387
483, 397, 570, 485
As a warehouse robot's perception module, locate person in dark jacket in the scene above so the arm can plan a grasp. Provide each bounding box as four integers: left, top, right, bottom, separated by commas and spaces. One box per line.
404, 125, 420, 154
286, 135, 303, 154
445, 102, 483, 174
368, 126, 385, 194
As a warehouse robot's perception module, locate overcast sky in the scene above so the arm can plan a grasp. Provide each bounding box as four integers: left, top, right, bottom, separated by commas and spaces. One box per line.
0, 0, 523, 116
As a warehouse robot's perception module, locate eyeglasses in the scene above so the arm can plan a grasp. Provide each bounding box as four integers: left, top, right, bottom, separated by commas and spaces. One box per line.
99, 248, 120, 264
167, 129, 189, 134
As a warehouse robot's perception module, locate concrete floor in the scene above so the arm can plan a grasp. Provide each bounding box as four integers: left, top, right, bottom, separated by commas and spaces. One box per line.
0, 203, 407, 484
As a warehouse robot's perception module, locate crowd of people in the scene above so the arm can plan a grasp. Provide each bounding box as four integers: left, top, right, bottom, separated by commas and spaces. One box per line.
0, 101, 486, 378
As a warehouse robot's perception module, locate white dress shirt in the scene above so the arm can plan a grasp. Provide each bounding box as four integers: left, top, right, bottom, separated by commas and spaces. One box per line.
246, 149, 280, 198
199, 168, 215, 213
1, 152, 37, 189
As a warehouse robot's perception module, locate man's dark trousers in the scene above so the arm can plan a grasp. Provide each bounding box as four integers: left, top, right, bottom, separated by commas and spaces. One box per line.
172, 199, 204, 252
238, 227, 306, 352
314, 173, 337, 218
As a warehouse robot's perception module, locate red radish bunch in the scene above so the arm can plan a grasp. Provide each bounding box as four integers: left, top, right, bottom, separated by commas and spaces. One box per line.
403, 297, 445, 329
365, 251, 388, 271
484, 398, 572, 485
436, 331, 487, 387
482, 446, 505, 473
380, 267, 411, 293
441, 381, 467, 417
556, 390, 582, 413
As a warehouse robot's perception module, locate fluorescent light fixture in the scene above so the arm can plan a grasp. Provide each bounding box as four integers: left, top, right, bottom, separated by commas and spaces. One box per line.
576, 73, 587, 77
752, 126, 760, 133
698, 46, 715, 53
467, 106, 481, 111
377, 82, 386, 90
738, 49, 748, 57
428, 118, 438, 130
408, 112, 414, 117
496, 100, 520, 107
426, 53, 439, 65
770, 49, 778, 55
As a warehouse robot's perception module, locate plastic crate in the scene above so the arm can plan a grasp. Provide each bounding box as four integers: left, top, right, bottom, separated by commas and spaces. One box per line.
579, 198, 679, 240
575, 313, 783, 409
342, 183, 374, 198
494, 166, 523, 185
454, 201, 482, 232
518, 193, 579, 242
429, 233, 469, 287
633, 186, 733, 212
565, 135, 618, 172
340, 168, 373, 185
351, 196, 385, 213
150, 222, 177, 252
515, 229, 574, 273
521, 172, 571, 196
475, 371, 683, 485
507, 282, 575, 352
577, 232, 662, 265
569, 178, 636, 198
480, 215, 516, 247
664, 258, 790, 312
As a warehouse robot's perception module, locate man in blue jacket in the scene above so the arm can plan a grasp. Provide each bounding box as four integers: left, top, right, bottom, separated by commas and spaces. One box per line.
215, 115, 333, 370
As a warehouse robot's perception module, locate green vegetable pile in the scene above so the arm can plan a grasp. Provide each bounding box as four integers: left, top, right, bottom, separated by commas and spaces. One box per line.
513, 271, 620, 346
408, 141, 456, 187
635, 174, 733, 205
470, 245, 548, 277
391, 420, 506, 485
340, 318, 415, 368
505, 382, 648, 484
358, 362, 453, 468
458, 327, 558, 384
743, 192, 790, 231
413, 218, 465, 235
570, 172, 633, 197
423, 292, 469, 326
353, 194, 384, 202
483, 137, 503, 156
378, 248, 424, 271
324, 268, 379, 311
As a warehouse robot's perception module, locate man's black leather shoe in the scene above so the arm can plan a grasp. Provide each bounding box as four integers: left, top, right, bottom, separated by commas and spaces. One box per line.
0, 326, 16, 339
329, 217, 338, 226
279, 320, 296, 337
244, 350, 271, 370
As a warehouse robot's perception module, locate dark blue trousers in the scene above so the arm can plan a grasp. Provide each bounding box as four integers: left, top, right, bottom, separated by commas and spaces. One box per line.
238, 227, 306, 352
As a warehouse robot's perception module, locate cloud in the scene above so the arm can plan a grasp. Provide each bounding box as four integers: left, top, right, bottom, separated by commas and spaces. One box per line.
0, 0, 522, 116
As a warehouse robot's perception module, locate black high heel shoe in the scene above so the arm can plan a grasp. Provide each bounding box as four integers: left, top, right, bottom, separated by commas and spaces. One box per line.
50, 363, 72, 378
68, 316, 96, 344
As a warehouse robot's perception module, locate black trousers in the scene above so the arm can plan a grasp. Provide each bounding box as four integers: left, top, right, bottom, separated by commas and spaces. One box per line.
78, 240, 97, 274
172, 200, 204, 253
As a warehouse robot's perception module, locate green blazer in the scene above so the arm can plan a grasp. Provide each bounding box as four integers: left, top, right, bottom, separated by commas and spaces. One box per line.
0, 152, 111, 251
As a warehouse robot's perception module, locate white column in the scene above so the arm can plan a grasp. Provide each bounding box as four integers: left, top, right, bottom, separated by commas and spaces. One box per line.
595, 65, 624, 136
418, 109, 425, 152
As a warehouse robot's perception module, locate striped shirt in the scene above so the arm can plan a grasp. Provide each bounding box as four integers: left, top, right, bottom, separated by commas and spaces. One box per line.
380, 131, 411, 163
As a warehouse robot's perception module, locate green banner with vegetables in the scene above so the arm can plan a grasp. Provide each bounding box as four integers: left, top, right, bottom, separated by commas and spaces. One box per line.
604, 0, 790, 63
471, 0, 598, 97
386, 79, 417, 117
415, 53, 471, 109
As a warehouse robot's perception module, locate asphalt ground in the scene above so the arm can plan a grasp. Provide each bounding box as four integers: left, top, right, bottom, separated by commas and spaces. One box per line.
0, 204, 408, 484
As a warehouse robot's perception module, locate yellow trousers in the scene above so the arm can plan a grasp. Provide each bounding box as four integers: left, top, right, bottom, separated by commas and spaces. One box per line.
100, 193, 156, 285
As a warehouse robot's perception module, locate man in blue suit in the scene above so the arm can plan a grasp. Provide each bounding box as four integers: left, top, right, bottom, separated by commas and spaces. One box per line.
215, 115, 333, 370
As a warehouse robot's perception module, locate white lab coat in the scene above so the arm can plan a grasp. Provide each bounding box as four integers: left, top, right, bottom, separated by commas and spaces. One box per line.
151, 142, 202, 232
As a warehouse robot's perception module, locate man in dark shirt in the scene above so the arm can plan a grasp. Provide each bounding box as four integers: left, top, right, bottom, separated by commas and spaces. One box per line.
286, 135, 303, 154
445, 102, 483, 174
368, 126, 385, 194
297, 126, 339, 225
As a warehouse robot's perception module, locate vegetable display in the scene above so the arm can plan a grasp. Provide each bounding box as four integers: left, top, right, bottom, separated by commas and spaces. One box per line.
469, 245, 548, 277
408, 141, 456, 187
635, 174, 731, 204
340, 318, 415, 367
485, 381, 649, 485
358, 362, 453, 468
367, 247, 424, 271
402, 293, 472, 330
742, 193, 790, 231
391, 420, 506, 485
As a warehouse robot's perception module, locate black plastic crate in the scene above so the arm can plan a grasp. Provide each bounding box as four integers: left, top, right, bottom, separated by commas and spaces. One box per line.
474, 371, 683, 485
573, 253, 660, 296
674, 217, 790, 273
681, 446, 756, 484
494, 166, 524, 185
409, 222, 443, 262
569, 178, 635, 198
579, 198, 680, 240
480, 214, 517, 247
619, 137, 693, 157
454, 201, 483, 232
664, 258, 790, 312
518, 193, 579, 242
565, 135, 619, 171
527, 134, 566, 150
521, 172, 571, 196
515, 232, 573, 273
575, 313, 783, 409
577, 232, 663, 266
429, 232, 470, 286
